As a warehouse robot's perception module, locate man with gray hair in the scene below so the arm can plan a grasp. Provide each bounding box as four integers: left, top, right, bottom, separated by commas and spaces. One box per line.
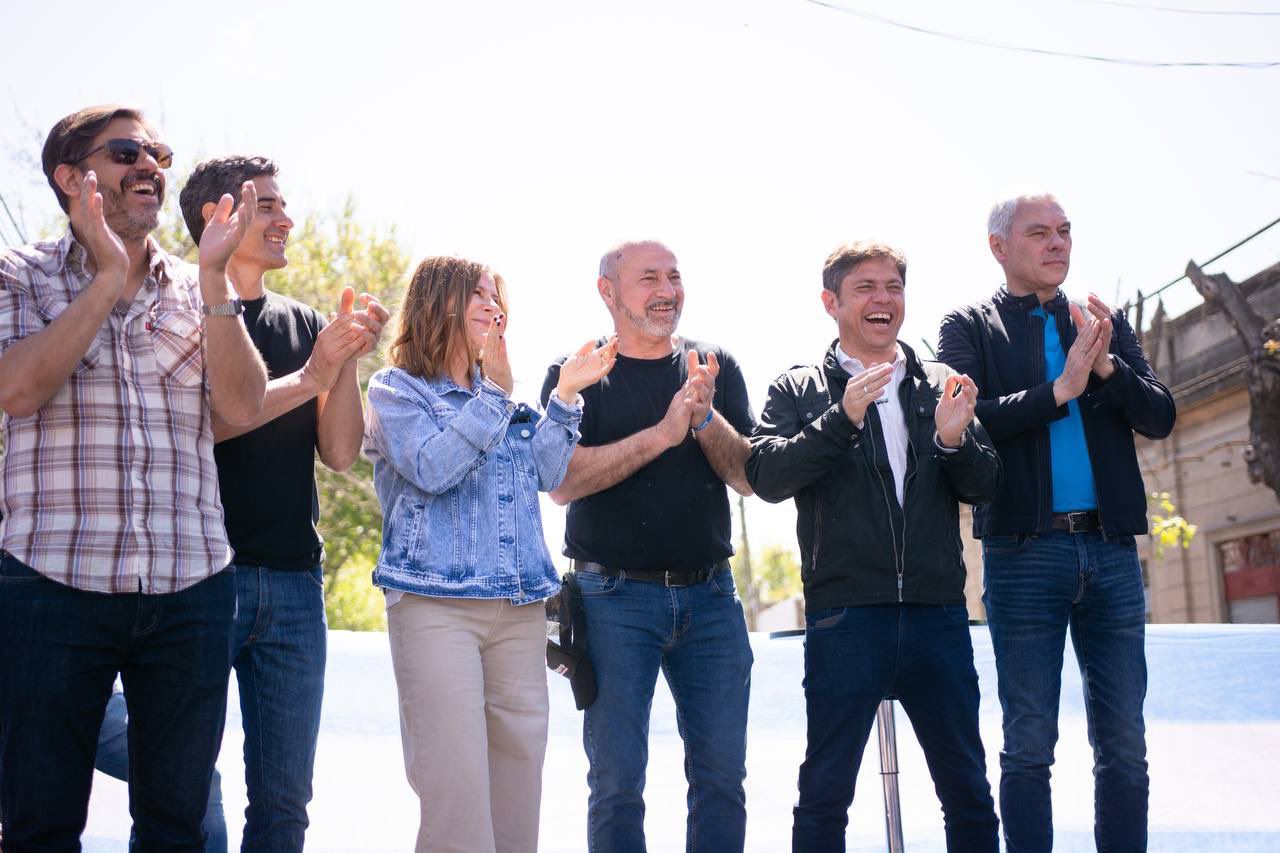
541, 240, 755, 852
938, 191, 1175, 852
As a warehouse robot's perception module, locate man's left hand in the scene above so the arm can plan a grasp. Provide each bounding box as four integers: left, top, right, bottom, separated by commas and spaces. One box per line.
685, 350, 719, 428
935, 374, 978, 448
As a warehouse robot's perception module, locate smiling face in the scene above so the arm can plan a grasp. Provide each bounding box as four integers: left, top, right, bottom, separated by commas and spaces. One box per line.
991, 197, 1072, 300
75, 116, 166, 241
823, 256, 905, 364
231, 174, 294, 272
602, 243, 683, 341
464, 271, 504, 354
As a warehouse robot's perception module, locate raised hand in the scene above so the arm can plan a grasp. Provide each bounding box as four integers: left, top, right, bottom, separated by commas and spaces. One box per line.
656, 382, 696, 448
1082, 294, 1116, 379
684, 350, 720, 428
557, 336, 618, 399
478, 313, 513, 394
840, 362, 895, 426
350, 291, 390, 358
199, 180, 258, 273
1056, 304, 1108, 405
79, 170, 128, 288
304, 287, 369, 391
935, 374, 978, 448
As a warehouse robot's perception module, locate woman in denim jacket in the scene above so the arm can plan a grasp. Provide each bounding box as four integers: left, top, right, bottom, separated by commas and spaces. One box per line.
365, 256, 616, 853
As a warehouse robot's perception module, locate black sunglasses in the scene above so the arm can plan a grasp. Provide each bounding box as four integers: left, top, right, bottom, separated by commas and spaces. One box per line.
71, 138, 174, 169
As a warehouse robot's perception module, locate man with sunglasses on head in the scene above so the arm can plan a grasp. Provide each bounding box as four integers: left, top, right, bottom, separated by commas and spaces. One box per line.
175, 156, 387, 850
0, 104, 266, 849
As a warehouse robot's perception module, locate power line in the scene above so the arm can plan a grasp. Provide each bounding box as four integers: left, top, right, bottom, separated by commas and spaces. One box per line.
1134, 214, 1280, 306
799, 0, 1280, 68
1075, 0, 1280, 16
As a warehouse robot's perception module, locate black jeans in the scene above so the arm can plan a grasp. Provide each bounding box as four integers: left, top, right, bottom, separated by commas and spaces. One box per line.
792, 603, 999, 852
0, 551, 235, 852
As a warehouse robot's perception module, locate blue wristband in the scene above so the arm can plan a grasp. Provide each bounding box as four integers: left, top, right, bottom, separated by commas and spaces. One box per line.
692, 409, 714, 432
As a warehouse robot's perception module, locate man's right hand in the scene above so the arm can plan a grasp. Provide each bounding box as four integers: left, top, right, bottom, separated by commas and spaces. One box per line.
79, 171, 128, 297
840, 363, 894, 427
1054, 304, 1108, 406
657, 384, 696, 448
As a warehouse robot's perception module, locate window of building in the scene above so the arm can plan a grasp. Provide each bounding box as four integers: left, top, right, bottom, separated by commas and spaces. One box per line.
1219, 531, 1280, 624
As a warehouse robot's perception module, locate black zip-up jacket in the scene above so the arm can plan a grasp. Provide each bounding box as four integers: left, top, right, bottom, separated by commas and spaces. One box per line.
746, 341, 1002, 613
937, 287, 1176, 538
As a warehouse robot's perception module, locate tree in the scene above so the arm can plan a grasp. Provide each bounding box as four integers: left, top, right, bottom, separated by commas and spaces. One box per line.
1184, 259, 1280, 503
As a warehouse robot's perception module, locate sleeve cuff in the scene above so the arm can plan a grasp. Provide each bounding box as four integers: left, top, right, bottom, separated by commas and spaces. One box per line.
544, 388, 583, 423
934, 431, 964, 454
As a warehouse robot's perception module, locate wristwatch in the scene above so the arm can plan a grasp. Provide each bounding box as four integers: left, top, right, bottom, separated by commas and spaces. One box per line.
202, 298, 244, 317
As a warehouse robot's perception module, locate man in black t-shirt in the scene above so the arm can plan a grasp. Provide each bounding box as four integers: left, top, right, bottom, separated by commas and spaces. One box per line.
178, 157, 388, 851
541, 240, 755, 853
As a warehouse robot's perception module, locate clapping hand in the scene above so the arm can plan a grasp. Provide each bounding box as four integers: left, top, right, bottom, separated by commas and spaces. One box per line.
1055, 301, 1109, 405
684, 350, 719, 429
840, 362, 895, 427
557, 337, 618, 401
350, 291, 390, 357
1077, 294, 1116, 380
304, 288, 373, 391
199, 181, 257, 273
478, 313, 513, 394
935, 374, 978, 448
78, 171, 128, 289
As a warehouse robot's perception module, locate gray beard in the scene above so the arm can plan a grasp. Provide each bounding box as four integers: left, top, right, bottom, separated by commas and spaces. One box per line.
615, 298, 680, 339
102, 186, 160, 241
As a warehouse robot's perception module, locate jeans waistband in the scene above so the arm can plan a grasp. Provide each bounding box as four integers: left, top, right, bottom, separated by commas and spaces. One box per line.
572, 559, 728, 587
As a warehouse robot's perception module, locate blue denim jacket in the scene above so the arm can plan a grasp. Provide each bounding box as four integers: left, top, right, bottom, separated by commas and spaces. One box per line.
364, 367, 581, 604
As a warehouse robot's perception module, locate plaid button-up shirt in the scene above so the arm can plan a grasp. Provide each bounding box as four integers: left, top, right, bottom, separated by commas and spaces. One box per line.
0, 230, 231, 593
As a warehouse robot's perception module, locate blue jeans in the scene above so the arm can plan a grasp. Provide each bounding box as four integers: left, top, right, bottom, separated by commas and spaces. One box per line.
0, 550, 234, 852
578, 566, 753, 853
982, 530, 1149, 853
229, 563, 328, 852
95, 691, 228, 853
793, 604, 999, 853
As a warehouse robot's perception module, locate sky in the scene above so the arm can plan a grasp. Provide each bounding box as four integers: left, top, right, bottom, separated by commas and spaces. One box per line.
4, 0, 1279, 551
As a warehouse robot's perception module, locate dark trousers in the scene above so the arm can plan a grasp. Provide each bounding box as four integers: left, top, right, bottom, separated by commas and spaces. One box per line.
0, 551, 235, 852
793, 603, 999, 853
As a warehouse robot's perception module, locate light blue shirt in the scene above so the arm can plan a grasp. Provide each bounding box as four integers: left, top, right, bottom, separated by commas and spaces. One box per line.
364, 367, 581, 604
1033, 306, 1098, 512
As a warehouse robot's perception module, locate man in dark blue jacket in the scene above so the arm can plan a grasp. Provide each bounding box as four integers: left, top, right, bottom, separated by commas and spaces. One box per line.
938, 191, 1176, 853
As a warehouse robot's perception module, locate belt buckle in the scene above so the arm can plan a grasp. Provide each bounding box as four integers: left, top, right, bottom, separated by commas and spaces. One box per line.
664, 570, 692, 588
1067, 511, 1089, 533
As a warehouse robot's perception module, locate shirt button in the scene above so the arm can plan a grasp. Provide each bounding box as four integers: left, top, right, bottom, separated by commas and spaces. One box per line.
133, 470, 144, 482
520, 429, 531, 438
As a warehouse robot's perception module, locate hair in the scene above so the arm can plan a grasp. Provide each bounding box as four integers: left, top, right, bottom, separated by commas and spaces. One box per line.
598, 239, 670, 280
41, 104, 151, 213
821, 241, 908, 294
389, 256, 508, 380
987, 188, 1059, 239
179, 155, 278, 245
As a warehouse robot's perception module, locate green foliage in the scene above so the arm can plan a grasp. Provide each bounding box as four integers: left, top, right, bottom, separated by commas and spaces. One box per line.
1149, 491, 1198, 558
324, 552, 387, 632
755, 544, 803, 604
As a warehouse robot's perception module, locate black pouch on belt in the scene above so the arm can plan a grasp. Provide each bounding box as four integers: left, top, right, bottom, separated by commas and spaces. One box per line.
545, 571, 597, 710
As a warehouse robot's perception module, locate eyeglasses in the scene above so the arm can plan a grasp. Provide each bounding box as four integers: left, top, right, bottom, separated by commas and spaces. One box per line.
70, 138, 174, 169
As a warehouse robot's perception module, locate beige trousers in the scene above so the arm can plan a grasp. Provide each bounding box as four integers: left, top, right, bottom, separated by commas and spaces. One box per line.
388, 595, 549, 853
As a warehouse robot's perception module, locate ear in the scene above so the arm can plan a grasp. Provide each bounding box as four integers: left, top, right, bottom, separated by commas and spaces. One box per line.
821, 288, 839, 320
988, 233, 1006, 264
53, 164, 84, 201
201, 201, 218, 225
597, 276, 613, 304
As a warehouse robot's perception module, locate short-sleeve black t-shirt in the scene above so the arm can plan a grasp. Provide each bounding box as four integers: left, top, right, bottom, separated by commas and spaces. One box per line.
214, 291, 325, 569
540, 337, 755, 572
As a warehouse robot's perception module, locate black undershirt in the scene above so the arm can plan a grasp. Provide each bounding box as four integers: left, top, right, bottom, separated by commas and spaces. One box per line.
214, 292, 325, 569
541, 338, 755, 572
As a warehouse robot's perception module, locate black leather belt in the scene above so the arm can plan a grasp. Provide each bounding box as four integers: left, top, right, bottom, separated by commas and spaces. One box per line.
1051, 510, 1101, 533
573, 560, 727, 588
